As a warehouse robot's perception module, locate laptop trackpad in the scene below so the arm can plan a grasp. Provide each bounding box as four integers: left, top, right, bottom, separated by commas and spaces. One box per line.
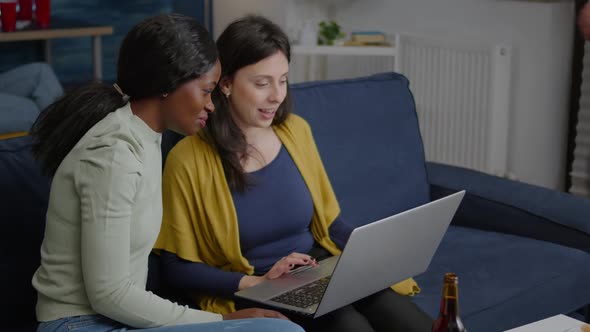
235, 256, 339, 301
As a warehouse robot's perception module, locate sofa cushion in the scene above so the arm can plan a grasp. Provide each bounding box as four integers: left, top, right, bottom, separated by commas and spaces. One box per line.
413, 226, 590, 332
290, 72, 430, 227
0, 135, 51, 330
428, 162, 590, 249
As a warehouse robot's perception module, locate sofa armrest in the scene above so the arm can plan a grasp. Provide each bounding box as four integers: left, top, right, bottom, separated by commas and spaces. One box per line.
427, 162, 590, 252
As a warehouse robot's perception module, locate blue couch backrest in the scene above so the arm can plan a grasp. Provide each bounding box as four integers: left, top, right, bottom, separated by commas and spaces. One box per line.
0, 136, 51, 330
290, 72, 430, 227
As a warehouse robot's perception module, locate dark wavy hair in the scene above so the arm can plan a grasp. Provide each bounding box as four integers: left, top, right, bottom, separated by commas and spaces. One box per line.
207, 15, 293, 192
30, 13, 218, 176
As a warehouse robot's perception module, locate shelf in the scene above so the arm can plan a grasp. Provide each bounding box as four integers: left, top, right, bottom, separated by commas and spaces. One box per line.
291, 45, 397, 57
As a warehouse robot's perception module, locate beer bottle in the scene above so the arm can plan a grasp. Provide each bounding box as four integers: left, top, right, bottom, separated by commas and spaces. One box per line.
432, 272, 466, 332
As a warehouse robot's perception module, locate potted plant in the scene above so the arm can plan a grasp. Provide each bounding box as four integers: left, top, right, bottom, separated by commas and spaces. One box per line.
318, 21, 346, 46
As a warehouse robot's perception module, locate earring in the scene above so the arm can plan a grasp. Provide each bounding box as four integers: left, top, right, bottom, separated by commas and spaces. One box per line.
225, 91, 231, 98
162, 93, 168, 98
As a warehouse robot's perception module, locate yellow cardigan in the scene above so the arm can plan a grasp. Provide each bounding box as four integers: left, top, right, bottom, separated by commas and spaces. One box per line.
153, 114, 420, 314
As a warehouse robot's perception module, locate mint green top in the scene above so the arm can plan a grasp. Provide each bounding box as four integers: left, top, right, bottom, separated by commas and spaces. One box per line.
32, 104, 222, 327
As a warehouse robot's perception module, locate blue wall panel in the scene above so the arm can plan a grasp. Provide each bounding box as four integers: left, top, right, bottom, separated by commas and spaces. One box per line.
0, 0, 208, 84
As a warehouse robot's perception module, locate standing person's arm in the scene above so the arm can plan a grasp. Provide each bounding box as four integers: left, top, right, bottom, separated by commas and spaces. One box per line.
579, 3, 590, 40
76, 142, 222, 328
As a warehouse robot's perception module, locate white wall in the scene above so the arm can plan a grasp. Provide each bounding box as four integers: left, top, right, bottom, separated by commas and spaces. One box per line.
333, 0, 575, 190
213, 0, 327, 40
213, 0, 283, 38
213, 0, 576, 190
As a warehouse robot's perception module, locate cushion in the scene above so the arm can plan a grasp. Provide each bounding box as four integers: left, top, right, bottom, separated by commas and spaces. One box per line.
413, 226, 590, 332
290, 72, 430, 226
428, 162, 590, 252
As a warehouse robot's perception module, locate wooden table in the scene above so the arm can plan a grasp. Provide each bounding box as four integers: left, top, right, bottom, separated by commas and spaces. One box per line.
504, 314, 588, 332
0, 18, 113, 80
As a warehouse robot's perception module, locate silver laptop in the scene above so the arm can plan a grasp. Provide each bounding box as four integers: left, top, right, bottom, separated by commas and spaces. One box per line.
235, 190, 465, 318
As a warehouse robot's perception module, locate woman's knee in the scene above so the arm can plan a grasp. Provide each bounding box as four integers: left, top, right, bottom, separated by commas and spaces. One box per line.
12, 62, 49, 78
0, 94, 40, 133
30, 62, 53, 75
250, 318, 304, 332
311, 305, 374, 332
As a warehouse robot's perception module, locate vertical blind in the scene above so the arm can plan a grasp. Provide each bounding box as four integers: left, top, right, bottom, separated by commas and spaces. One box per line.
570, 41, 590, 197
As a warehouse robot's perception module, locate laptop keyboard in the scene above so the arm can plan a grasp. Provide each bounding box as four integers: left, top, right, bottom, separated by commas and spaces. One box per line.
270, 276, 331, 308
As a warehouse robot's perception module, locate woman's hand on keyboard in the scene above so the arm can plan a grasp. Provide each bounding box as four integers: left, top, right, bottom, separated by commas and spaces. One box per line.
265, 252, 318, 280
238, 252, 318, 290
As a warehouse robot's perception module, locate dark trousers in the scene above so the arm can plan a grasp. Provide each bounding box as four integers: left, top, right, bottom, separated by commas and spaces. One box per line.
236, 288, 433, 332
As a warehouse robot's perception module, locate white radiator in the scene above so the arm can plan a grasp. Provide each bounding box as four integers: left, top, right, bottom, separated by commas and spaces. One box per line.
399, 35, 512, 177
289, 35, 513, 177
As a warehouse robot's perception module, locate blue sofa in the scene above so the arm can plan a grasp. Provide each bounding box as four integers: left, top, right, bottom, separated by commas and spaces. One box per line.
288, 73, 590, 331
2, 72, 590, 332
